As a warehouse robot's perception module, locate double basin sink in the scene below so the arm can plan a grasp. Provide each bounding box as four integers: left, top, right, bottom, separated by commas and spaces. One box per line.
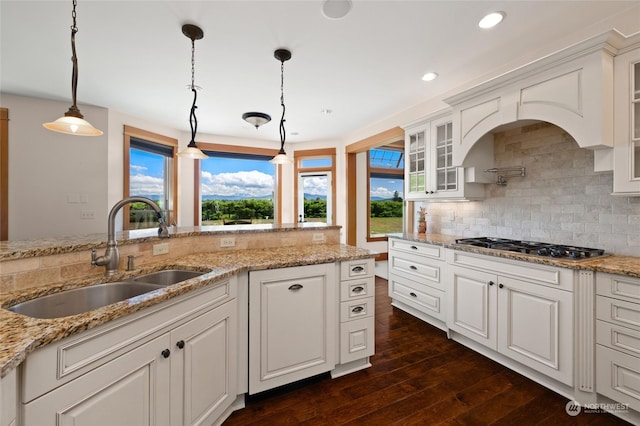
6, 269, 205, 319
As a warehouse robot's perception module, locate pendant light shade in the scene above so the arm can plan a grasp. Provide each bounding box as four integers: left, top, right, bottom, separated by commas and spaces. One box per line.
43, 0, 102, 136
270, 49, 293, 164
178, 24, 207, 159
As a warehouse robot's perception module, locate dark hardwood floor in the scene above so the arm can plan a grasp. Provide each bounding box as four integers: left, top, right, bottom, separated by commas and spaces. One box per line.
224, 277, 630, 425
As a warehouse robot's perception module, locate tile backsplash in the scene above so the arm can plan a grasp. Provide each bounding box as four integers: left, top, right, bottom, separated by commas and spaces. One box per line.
420, 122, 640, 257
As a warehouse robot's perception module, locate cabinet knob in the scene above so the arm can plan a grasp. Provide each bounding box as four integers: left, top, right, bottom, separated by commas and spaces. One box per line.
352, 286, 364, 293
352, 266, 364, 273
352, 306, 365, 314
176, 340, 185, 349
410, 245, 418, 250
288, 284, 303, 291
488, 281, 494, 286
499, 283, 504, 289
409, 292, 417, 298
409, 265, 418, 270
161, 349, 171, 359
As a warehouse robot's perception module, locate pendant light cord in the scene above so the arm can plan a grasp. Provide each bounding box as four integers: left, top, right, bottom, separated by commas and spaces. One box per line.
188, 37, 198, 146
68, 0, 81, 117
279, 59, 286, 153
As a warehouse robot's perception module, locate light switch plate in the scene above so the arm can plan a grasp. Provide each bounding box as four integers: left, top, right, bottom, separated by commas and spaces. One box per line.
153, 243, 170, 255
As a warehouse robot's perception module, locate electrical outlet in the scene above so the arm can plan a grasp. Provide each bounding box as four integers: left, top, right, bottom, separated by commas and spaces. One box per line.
312, 233, 326, 243
220, 237, 236, 248
80, 210, 95, 220
153, 243, 170, 255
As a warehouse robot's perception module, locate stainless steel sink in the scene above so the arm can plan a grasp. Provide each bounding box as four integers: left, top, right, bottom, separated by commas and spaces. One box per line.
7, 282, 165, 319
132, 269, 205, 286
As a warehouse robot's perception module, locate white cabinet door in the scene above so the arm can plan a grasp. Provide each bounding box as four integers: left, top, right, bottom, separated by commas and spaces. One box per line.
497, 276, 573, 385
447, 266, 497, 349
249, 263, 336, 394
23, 334, 171, 426
405, 124, 428, 198
613, 47, 640, 195
171, 300, 237, 426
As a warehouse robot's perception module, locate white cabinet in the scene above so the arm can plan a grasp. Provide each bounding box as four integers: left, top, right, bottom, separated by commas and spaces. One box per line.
1, 369, 16, 426
596, 273, 640, 411
388, 238, 447, 328
337, 259, 375, 366
249, 263, 336, 394
613, 46, 640, 195
404, 114, 484, 201
446, 251, 574, 386
20, 277, 237, 426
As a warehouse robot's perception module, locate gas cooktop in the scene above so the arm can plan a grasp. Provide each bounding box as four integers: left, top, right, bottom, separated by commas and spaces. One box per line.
454, 237, 606, 261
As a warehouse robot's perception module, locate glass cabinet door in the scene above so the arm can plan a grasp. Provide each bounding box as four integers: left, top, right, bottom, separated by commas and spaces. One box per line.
434, 121, 457, 191
633, 62, 640, 179
407, 129, 426, 193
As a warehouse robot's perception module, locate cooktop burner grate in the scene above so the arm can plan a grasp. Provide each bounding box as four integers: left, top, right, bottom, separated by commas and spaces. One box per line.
455, 237, 606, 260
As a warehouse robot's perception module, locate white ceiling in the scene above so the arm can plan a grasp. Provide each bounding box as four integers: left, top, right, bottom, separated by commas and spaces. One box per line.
2, 1, 640, 144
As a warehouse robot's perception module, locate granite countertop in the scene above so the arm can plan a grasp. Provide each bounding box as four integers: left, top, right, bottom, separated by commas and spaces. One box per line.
0, 222, 340, 261
388, 233, 640, 278
0, 243, 374, 378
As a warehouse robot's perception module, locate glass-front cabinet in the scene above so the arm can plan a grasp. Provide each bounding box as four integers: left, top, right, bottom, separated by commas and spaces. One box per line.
613, 48, 640, 195
404, 113, 483, 201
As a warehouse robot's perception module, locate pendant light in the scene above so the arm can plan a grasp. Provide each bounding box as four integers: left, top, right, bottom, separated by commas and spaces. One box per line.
178, 24, 207, 160
270, 49, 294, 165
43, 0, 103, 136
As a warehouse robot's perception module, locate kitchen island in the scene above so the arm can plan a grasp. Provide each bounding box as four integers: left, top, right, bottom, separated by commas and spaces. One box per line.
0, 224, 376, 426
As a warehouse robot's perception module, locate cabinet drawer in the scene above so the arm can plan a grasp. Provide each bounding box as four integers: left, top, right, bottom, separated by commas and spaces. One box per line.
597, 295, 640, 332
22, 277, 235, 403
388, 239, 446, 260
597, 320, 640, 358
340, 277, 375, 302
340, 297, 374, 323
597, 273, 640, 304
596, 345, 640, 412
340, 317, 375, 364
341, 258, 375, 280
389, 252, 444, 291
389, 274, 445, 321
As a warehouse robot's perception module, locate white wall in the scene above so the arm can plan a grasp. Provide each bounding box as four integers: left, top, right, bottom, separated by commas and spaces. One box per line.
3, 94, 109, 240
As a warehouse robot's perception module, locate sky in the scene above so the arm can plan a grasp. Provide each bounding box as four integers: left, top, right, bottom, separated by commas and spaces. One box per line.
130, 149, 404, 200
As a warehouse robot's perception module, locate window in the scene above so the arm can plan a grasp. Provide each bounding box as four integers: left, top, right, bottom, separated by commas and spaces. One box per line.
124, 126, 177, 230
368, 146, 404, 241
195, 144, 280, 225
294, 149, 336, 224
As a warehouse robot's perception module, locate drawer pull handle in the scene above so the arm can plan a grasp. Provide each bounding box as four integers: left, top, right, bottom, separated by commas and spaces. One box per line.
409, 292, 417, 298
410, 245, 418, 250
352, 306, 365, 313
352, 266, 364, 273
176, 340, 185, 349
161, 349, 171, 359
352, 286, 364, 293
288, 284, 303, 291
409, 265, 418, 270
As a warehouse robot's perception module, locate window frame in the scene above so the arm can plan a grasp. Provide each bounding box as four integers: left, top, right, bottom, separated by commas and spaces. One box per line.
193, 143, 282, 226
366, 144, 404, 242
293, 148, 336, 225
123, 125, 178, 230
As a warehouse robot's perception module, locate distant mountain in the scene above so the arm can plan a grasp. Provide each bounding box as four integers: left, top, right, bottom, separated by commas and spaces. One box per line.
371, 196, 401, 201
303, 193, 326, 200
202, 194, 273, 201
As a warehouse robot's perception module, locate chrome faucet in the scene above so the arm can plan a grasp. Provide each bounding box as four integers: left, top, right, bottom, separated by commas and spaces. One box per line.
92, 197, 170, 276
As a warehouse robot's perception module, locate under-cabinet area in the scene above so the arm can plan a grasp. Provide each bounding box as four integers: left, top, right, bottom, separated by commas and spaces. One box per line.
1, 249, 376, 426
387, 235, 640, 425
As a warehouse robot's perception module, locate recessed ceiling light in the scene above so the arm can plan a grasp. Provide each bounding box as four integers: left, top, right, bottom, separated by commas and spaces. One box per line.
478, 11, 505, 29
422, 72, 439, 82
322, 0, 352, 20
321, 109, 333, 115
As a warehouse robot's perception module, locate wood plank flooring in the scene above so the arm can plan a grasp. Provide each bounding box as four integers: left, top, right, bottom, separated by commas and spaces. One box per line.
223, 277, 630, 425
